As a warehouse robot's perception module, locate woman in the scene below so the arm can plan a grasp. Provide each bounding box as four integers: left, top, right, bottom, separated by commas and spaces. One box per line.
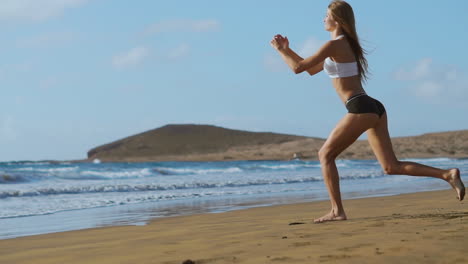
270, 0, 465, 223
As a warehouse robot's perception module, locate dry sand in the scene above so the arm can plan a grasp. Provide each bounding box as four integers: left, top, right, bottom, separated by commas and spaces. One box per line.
1, 189, 467, 264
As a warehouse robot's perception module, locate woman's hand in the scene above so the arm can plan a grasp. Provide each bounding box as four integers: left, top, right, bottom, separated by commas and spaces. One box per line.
270, 34, 289, 51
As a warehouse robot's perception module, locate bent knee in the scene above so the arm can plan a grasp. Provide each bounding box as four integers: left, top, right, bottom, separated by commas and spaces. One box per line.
382, 162, 401, 175
318, 148, 338, 163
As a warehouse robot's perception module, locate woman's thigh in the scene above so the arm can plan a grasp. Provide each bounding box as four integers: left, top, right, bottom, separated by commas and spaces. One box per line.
321, 113, 379, 158
366, 113, 399, 167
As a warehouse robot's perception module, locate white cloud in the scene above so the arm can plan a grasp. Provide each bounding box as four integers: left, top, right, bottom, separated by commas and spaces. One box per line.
413, 81, 442, 98
138, 19, 218, 64
19, 31, 76, 47
0, 0, 89, 22
167, 43, 190, 60
263, 53, 287, 72
297, 37, 324, 58
144, 19, 220, 35
393, 58, 468, 104
112, 46, 150, 69
0, 115, 17, 141
39, 77, 59, 90
0, 62, 33, 80
394, 58, 432, 81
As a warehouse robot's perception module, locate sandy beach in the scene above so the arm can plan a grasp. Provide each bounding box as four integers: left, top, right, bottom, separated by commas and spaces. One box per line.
0, 189, 466, 264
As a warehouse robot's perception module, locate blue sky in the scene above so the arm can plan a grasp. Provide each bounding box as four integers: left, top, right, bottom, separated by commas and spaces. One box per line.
1, 0, 467, 161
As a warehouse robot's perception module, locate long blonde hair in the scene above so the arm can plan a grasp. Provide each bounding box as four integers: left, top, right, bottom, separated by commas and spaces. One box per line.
328, 0, 369, 82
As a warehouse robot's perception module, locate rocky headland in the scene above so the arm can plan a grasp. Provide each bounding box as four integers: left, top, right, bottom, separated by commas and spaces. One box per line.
86, 124, 468, 162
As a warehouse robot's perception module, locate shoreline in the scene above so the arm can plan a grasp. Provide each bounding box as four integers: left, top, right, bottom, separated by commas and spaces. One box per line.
0, 177, 452, 240
2, 155, 467, 164
2, 157, 464, 241
1, 188, 466, 264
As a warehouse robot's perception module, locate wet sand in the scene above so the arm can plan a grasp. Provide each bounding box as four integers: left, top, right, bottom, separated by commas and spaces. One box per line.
0, 189, 466, 264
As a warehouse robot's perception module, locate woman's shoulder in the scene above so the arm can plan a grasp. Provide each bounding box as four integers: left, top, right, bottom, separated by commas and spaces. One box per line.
330, 37, 354, 59
317, 39, 342, 57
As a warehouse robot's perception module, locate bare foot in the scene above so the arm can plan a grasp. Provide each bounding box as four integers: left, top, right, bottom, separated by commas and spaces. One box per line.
314, 210, 347, 224
445, 168, 465, 201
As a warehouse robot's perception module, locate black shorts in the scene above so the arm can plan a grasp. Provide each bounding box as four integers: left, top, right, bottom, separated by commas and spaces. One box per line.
345, 93, 386, 118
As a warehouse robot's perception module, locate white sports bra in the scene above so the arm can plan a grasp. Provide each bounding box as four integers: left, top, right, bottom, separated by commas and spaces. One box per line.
323, 35, 359, 78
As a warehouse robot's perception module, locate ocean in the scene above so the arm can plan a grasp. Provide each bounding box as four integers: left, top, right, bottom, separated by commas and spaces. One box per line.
1, 158, 466, 239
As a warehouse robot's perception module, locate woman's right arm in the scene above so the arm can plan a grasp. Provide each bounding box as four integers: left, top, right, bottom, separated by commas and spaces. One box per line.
284, 47, 324, 76
271, 34, 330, 75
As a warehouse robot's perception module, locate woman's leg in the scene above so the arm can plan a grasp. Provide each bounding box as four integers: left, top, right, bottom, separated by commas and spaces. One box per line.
366, 113, 465, 201
315, 113, 379, 223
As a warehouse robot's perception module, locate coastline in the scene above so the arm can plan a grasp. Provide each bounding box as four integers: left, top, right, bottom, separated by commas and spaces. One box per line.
1, 188, 466, 264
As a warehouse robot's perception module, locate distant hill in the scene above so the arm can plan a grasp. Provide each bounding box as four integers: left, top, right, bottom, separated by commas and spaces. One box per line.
87, 124, 310, 162
87, 125, 468, 162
